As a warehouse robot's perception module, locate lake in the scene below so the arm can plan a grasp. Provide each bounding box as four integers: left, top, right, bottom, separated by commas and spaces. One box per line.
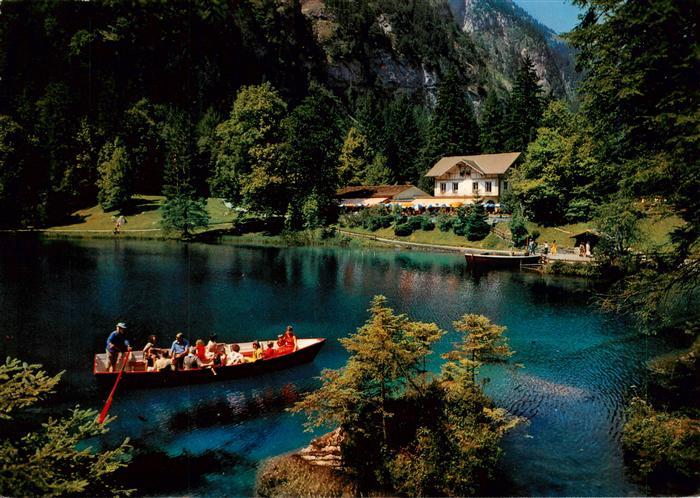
0, 237, 664, 496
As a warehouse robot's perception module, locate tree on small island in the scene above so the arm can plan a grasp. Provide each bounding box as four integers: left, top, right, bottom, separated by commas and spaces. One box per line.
0, 357, 132, 497
284, 296, 520, 497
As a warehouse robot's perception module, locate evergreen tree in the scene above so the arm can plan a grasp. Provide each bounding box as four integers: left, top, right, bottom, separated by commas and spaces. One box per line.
0, 357, 132, 496
464, 202, 490, 241
509, 209, 529, 248
160, 107, 209, 237
505, 55, 544, 152
383, 95, 425, 184
284, 83, 345, 229
420, 69, 480, 189
478, 92, 508, 153
0, 116, 29, 227
60, 118, 97, 210
96, 138, 132, 212
444, 314, 514, 386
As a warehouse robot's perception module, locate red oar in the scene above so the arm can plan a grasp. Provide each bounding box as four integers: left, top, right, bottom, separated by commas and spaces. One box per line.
98, 349, 131, 424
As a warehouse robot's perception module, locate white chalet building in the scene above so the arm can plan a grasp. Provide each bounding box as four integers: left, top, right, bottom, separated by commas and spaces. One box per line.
424, 152, 521, 206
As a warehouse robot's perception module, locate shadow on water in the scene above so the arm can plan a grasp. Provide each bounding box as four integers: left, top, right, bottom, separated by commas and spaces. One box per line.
167, 382, 306, 431
113, 444, 256, 496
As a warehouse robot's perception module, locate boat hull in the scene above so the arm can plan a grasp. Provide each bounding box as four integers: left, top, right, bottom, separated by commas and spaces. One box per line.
465, 253, 542, 268
94, 338, 326, 389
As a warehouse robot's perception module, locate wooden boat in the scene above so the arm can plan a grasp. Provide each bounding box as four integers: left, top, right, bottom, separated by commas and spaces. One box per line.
465, 252, 542, 268
93, 338, 326, 389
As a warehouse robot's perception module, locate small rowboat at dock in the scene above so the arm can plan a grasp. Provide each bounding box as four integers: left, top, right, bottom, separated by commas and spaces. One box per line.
465, 252, 542, 268
93, 338, 326, 389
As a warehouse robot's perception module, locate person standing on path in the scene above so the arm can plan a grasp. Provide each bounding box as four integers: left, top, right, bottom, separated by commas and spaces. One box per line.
551, 240, 558, 256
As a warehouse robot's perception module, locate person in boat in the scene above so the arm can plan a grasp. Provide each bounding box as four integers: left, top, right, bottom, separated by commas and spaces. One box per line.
151, 351, 172, 372
195, 339, 209, 362
170, 332, 190, 370
143, 335, 166, 367
106, 322, 132, 372
248, 341, 263, 362
226, 344, 244, 365
263, 341, 276, 359
206, 334, 218, 357
183, 347, 201, 370
282, 326, 298, 352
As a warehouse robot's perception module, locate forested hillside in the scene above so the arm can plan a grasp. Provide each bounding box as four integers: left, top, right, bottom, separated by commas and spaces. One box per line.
0, 0, 554, 229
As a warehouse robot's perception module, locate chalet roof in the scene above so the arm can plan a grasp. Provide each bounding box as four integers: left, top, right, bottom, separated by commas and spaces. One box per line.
336, 185, 416, 199
425, 152, 521, 177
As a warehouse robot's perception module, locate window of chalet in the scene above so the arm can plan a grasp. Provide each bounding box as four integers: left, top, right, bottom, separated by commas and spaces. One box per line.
440, 182, 447, 193
485, 181, 492, 193
472, 181, 479, 193
459, 166, 470, 177
452, 182, 459, 193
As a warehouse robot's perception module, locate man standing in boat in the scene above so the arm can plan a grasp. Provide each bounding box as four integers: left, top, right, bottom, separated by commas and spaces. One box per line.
106, 322, 131, 372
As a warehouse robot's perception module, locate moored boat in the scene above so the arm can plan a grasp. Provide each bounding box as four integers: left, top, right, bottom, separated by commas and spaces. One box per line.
93, 338, 326, 389
465, 252, 542, 268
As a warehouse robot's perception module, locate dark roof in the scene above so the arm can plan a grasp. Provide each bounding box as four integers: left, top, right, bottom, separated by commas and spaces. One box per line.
336, 185, 415, 199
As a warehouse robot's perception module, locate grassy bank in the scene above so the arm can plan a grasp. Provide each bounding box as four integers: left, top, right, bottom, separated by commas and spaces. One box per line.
340, 225, 510, 250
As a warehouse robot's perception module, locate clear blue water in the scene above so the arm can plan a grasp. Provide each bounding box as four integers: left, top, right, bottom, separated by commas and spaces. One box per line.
0, 237, 664, 496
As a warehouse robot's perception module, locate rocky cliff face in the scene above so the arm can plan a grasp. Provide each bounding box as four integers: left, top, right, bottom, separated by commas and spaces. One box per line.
299, 0, 578, 104
448, 0, 579, 98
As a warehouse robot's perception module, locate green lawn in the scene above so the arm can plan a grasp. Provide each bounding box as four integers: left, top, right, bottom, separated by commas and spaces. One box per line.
50, 195, 236, 233
340, 226, 510, 250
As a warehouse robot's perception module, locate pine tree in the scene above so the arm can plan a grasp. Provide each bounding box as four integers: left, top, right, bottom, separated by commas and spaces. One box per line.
420, 69, 480, 188
464, 201, 490, 241
60, 118, 97, 209
0, 358, 132, 496
96, 138, 132, 212
478, 93, 508, 153
505, 55, 544, 152
383, 95, 425, 184
160, 108, 209, 237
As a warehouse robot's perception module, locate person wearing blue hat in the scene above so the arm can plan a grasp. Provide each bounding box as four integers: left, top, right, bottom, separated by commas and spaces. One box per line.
106, 322, 132, 372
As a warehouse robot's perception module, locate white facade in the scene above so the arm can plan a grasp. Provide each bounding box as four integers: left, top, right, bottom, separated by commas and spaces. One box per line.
432, 166, 509, 201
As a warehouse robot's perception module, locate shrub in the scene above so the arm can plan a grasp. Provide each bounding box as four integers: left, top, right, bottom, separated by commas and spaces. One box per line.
510, 210, 529, 248
464, 202, 491, 241
364, 216, 383, 232
453, 220, 465, 236
380, 215, 393, 228
622, 397, 700, 490
394, 224, 413, 236
437, 214, 453, 232
421, 217, 435, 231
408, 216, 423, 230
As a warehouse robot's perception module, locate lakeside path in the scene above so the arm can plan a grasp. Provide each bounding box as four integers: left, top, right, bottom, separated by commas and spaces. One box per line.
338, 229, 594, 262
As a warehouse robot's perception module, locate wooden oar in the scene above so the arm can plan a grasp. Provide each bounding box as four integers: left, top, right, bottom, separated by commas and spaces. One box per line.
98, 349, 131, 424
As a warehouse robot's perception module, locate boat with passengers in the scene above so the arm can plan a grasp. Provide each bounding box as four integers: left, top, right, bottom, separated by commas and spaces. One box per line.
93, 338, 326, 389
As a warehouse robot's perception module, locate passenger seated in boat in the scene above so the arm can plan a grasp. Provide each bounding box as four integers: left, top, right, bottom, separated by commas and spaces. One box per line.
226, 344, 244, 365
248, 341, 263, 362
263, 341, 276, 359
206, 334, 218, 357
195, 339, 210, 363
183, 347, 204, 370
170, 332, 190, 370
143, 335, 165, 367
280, 325, 298, 353
151, 351, 172, 372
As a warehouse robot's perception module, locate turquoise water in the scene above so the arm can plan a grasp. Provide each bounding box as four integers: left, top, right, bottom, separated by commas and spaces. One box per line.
0, 238, 664, 496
